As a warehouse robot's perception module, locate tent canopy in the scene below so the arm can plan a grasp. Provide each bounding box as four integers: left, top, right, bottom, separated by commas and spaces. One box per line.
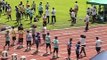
91, 51, 107, 60
87, 0, 107, 5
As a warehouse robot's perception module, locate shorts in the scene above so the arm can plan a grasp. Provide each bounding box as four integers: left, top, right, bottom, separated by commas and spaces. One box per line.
27, 41, 31, 46
18, 38, 23, 43
96, 47, 101, 52
46, 43, 51, 48
5, 41, 10, 46
53, 48, 58, 53
12, 37, 16, 41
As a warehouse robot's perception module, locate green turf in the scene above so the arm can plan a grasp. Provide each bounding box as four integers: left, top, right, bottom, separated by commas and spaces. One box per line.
0, 0, 106, 30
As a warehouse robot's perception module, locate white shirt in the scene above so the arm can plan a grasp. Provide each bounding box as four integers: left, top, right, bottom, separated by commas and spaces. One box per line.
80, 38, 86, 45
45, 9, 49, 16
85, 15, 90, 23
71, 11, 75, 18
74, 3, 78, 10
42, 27, 47, 34
96, 39, 102, 47
87, 8, 91, 14
92, 7, 97, 15
43, 15, 47, 19
51, 9, 56, 16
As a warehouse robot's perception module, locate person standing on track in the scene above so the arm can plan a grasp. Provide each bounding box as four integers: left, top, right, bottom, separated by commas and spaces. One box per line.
75, 41, 81, 60
45, 32, 52, 54
11, 26, 16, 46
42, 26, 47, 44
17, 29, 24, 49
4, 30, 10, 50
26, 30, 32, 50
67, 38, 72, 60
35, 32, 41, 52
80, 35, 87, 57
95, 37, 102, 54
52, 36, 59, 58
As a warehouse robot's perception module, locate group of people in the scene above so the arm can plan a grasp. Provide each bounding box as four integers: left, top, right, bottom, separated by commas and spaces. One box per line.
0, 0, 103, 60
3, 24, 102, 60
0, 0, 56, 26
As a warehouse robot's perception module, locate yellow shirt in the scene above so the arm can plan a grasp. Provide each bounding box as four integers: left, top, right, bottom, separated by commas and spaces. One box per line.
11, 30, 16, 37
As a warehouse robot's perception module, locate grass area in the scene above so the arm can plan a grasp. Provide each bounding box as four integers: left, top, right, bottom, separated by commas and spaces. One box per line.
0, 0, 106, 30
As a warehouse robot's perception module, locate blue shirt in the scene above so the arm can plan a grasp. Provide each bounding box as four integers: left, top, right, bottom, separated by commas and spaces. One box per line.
26, 33, 32, 41
5, 34, 10, 41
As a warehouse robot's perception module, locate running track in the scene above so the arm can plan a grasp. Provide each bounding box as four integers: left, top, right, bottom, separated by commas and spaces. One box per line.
0, 26, 107, 60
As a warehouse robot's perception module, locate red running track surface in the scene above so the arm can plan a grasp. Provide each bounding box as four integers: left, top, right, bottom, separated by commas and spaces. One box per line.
0, 26, 107, 60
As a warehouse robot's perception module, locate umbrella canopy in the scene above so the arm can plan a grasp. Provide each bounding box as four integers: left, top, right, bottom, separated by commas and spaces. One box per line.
91, 51, 107, 60
87, 0, 107, 5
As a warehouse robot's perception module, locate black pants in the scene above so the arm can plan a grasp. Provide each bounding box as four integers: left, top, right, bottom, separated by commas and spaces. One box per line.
39, 11, 43, 17
85, 22, 89, 31
67, 48, 71, 56
46, 43, 51, 48
80, 45, 86, 56
96, 47, 101, 53
71, 17, 76, 25
76, 50, 80, 59
51, 16, 56, 24
5, 41, 10, 46
53, 48, 58, 53
27, 41, 31, 46
47, 16, 50, 23
30, 16, 33, 23
32, 8, 36, 12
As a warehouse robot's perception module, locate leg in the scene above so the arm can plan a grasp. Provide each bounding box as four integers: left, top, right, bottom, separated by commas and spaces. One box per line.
49, 44, 52, 53
83, 47, 86, 56
51, 16, 53, 24
54, 16, 56, 23
56, 48, 59, 58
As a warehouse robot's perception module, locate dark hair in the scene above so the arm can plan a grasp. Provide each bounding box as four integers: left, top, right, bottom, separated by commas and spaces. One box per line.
70, 38, 72, 41
80, 35, 86, 38
96, 37, 99, 40
52, 7, 55, 9
77, 41, 80, 44
12, 26, 14, 29
27, 30, 29, 33
47, 32, 50, 35
75, 1, 78, 3
55, 36, 58, 39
